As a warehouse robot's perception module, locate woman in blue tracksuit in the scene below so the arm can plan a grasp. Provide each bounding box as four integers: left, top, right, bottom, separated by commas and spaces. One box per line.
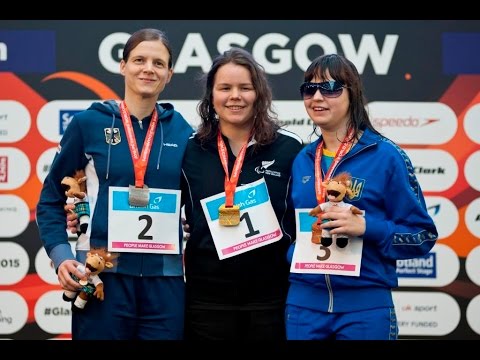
36, 29, 193, 339
286, 53, 438, 340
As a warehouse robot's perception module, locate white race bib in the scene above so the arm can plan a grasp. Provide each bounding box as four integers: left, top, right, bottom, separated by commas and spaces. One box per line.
200, 178, 283, 260
108, 186, 181, 254
290, 209, 363, 276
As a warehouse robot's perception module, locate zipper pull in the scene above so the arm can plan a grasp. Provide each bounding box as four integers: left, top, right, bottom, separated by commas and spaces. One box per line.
138, 120, 143, 130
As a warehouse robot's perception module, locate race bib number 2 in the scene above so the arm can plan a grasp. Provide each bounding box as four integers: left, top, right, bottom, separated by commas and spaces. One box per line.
108, 186, 181, 254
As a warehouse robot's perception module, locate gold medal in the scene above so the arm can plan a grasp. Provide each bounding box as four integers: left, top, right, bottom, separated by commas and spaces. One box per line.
218, 204, 240, 226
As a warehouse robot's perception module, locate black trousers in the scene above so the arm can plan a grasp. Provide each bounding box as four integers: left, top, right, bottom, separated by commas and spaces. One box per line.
185, 306, 286, 341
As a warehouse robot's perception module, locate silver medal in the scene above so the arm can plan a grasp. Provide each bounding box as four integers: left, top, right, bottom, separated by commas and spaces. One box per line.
128, 184, 150, 207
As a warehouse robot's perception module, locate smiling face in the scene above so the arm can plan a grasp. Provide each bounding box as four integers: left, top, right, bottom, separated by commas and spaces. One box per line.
120, 40, 173, 101
304, 70, 350, 133
212, 62, 257, 131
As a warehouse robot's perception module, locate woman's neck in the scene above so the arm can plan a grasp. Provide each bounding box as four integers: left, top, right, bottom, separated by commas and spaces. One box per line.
321, 129, 346, 154
123, 95, 158, 120
220, 122, 253, 157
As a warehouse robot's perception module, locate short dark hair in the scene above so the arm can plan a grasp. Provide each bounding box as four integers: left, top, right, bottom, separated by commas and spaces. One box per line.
123, 28, 173, 69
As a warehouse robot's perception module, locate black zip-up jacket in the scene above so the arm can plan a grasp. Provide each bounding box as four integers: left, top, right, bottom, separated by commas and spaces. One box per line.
181, 129, 303, 309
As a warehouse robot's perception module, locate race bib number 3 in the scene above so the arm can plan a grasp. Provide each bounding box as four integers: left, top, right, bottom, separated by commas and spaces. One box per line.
108, 186, 181, 254
290, 209, 363, 276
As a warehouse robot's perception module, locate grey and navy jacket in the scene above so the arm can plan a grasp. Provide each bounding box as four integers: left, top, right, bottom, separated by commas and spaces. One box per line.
182, 129, 303, 308
287, 127, 438, 313
36, 100, 193, 276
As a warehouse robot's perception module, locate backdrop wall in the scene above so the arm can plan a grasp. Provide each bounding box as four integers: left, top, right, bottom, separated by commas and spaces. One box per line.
0, 19, 479, 339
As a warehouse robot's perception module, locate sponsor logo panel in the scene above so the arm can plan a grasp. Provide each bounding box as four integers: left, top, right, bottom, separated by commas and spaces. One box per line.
405, 149, 458, 192
425, 196, 459, 239
37, 100, 95, 143
0, 148, 30, 190
0, 291, 28, 335
465, 245, 480, 286
0, 30, 55, 73
273, 100, 316, 143
59, 110, 83, 136
0, 195, 29, 238
397, 244, 459, 287
34, 290, 72, 334
36, 147, 58, 184
464, 104, 480, 144
464, 150, 480, 192
0, 155, 7, 183
393, 291, 461, 336
0, 242, 29, 286
0, 100, 31, 143
368, 101, 457, 145
442, 32, 480, 74
465, 197, 480, 238
466, 295, 480, 335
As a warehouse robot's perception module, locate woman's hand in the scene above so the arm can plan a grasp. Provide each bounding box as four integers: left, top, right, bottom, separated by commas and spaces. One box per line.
57, 259, 87, 291
320, 206, 365, 237
64, 203, 79, 234
181, 217, 190, 240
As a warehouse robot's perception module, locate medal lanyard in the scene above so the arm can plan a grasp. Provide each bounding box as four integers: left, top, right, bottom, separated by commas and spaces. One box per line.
120, 101, 158, 188
314, 128, 354, 204
217, 130, 249, 207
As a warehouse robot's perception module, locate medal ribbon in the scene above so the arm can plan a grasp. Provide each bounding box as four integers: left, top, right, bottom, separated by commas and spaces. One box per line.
217, 130, 249, 207
314, 128, 354, 204
120, 101, 158, 188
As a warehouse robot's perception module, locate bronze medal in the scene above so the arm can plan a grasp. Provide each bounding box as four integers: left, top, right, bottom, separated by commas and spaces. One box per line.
218, 204, 240, 226
311, 221, 322, 244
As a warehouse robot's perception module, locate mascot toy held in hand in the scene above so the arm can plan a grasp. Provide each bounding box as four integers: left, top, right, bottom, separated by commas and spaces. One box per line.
61, 169, 90, 235
309, 172, 363, 248
63, 248, 119, 312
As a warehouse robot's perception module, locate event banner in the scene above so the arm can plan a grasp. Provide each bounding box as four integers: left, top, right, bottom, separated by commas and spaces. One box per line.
0, 20, 479, 339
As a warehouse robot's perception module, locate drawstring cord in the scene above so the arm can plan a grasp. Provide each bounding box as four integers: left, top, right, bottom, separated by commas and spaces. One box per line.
156, 121, 163, 170
105, 113, 115, 180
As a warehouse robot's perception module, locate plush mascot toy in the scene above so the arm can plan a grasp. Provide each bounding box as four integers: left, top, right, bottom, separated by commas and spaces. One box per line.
309, 172, 363, 248
61, 169, 90, 235
63, 248, 119, 312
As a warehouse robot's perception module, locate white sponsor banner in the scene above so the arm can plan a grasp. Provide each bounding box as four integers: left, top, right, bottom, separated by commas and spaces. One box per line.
393, 291, 460, 336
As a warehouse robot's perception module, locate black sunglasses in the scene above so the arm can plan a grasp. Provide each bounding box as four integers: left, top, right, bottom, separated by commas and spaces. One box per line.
300, 80, 346, 99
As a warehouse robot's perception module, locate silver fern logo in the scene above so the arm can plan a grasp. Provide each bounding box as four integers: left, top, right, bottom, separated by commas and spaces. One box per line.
255, 160, 281, 177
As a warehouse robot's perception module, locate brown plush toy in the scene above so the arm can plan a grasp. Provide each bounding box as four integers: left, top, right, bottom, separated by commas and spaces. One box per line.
309, 172, 363, 248
63, 248, 119, 312
61, 169, 90, 234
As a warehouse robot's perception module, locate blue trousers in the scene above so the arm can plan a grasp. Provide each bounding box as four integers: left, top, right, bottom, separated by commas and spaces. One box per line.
72, 273, 185, 340
286, 304, 398, 340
